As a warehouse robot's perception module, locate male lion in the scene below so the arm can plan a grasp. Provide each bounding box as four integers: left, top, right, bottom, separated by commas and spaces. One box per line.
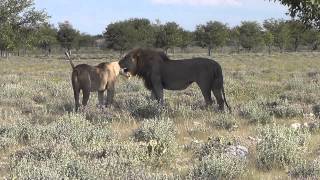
65, 52, 130, 111
119, 48, 231, 111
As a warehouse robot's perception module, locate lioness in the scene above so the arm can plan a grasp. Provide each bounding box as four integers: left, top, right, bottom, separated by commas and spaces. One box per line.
65, 52, 130, 111
119, 48, 231, 111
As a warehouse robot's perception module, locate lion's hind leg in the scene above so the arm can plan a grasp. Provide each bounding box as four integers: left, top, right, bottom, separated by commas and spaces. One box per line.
212, 89, 224, 111
73, 88, 80, 111
72, 71, 81, 112
197, 80, 213, 107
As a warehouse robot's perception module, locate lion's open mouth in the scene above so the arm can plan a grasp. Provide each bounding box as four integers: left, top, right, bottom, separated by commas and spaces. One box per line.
120, 68, 131, 79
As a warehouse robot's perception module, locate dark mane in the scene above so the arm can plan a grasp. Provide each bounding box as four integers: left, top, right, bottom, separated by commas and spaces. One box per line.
129, 48, 169, 90
158, 51, 170, 61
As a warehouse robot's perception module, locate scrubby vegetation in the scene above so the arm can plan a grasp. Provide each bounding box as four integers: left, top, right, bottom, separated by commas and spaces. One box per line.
1, 52, 320, 179
256, 124, 310, 170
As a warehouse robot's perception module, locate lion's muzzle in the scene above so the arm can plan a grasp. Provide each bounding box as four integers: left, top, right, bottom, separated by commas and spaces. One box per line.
119, 68, 131, 79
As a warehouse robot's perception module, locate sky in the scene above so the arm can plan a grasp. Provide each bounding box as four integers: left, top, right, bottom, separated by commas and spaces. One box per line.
34, 0, 289, 35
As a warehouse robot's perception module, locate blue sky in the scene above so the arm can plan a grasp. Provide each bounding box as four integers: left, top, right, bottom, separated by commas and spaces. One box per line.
34, 0, 289, 35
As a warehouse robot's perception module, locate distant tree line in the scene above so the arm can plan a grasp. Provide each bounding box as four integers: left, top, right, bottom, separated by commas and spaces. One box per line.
103, 18, 320, 55
1, 0, 320, 57
0, 0, 99, 57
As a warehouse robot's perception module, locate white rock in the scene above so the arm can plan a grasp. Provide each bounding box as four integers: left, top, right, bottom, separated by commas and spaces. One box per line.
226, 145, 249, 158
193, 121, 202, 126
291, 123, 301, 130
248, 136, 262, 143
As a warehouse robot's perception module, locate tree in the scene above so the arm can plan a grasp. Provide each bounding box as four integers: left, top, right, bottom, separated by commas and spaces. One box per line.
286, 20, 307, 51
74, 33, 95, 51
263, 19, 290, 52
36, 23, 57, 56
104, 18, 155, 53
57, 21, 79, 52
303, 28, 320, 50
238, 21, 263, 51
177, 30, 192, 52
154, 22, 184, 53
228, 27, 241, 53
0, 0, 48, 57
194, 21, 229, 56
104, 22, 132, 53
272, 0, 320, 28
264, 31, 274, 54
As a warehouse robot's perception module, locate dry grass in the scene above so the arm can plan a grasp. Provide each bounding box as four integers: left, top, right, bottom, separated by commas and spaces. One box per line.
0, 52, 320, 179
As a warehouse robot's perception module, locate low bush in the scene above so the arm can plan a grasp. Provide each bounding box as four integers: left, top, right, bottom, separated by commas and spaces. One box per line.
120, 95, 163, 119
289, 157, 320, 178
239, 101, 272, 124
256, 125, 310, 170
191, 136, 247, 179
9, 141, 177, 179
265, 100, 303, 118
134, 117, 178, 166
211, 113, 237, 130
190, 153, 247, 179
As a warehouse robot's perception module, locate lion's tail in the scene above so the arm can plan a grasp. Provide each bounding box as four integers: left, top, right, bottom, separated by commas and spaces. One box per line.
65, 51, 75, 69
216, 65, 231, 113
222, 85, 232, 113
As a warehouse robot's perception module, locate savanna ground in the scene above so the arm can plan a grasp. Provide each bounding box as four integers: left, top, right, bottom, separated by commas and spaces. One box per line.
0, 52, 320, 179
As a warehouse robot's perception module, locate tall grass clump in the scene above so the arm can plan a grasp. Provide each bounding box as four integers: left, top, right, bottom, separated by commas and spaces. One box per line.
239, 101, 272, 124
10, 141, 176, 179
265, 99, 303, 118
211, 113, 237, 130
120, 95, 163, 119
289, 157, 320, 179
52, 113, 113, 150
190, 137, 247, 179
190, 153, 247, 179
256, 124, 310, 170
134, 117, 177, 166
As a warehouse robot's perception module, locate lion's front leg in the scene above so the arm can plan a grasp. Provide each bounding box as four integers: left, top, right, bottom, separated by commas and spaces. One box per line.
105, 87, 115, 107
151, 75, 164, 105
98, 90, 105, 107
150, 89, 157, 100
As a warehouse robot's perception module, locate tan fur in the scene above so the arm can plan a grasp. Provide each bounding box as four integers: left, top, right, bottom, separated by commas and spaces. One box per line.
65, 52, 130, 111
119, 48, 231, 112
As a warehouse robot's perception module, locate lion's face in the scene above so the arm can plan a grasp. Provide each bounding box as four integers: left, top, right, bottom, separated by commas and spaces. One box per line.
119, 53, 138, 76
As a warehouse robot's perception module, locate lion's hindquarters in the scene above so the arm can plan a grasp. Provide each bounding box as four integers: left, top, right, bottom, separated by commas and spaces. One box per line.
71, 70, 80, 110
211, 63, 231, 111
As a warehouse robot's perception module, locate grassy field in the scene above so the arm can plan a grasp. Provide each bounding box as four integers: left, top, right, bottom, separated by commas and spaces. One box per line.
0, 52, 320, 179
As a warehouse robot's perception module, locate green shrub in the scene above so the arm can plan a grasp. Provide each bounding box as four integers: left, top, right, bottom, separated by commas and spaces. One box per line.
265, 100, 303, 118
81, 105, 115, 124
121, 96, 163, 119
289, 157, 320, 178
280, 91, 318, 104
9, 141, 176, 179
239, 101, 272, 124
117, 78, 144, 93
191, 136, 247, 179
211, 113, 237, 130
52, 113, 113, 150
0, 137, 16, 150
134, 118, 177, 166
4, 113, 113, 149
190, 153, 247, 179
256, 125, 310, 170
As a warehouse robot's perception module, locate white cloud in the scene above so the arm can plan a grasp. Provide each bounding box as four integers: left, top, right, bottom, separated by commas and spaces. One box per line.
150, 0, 242, 6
